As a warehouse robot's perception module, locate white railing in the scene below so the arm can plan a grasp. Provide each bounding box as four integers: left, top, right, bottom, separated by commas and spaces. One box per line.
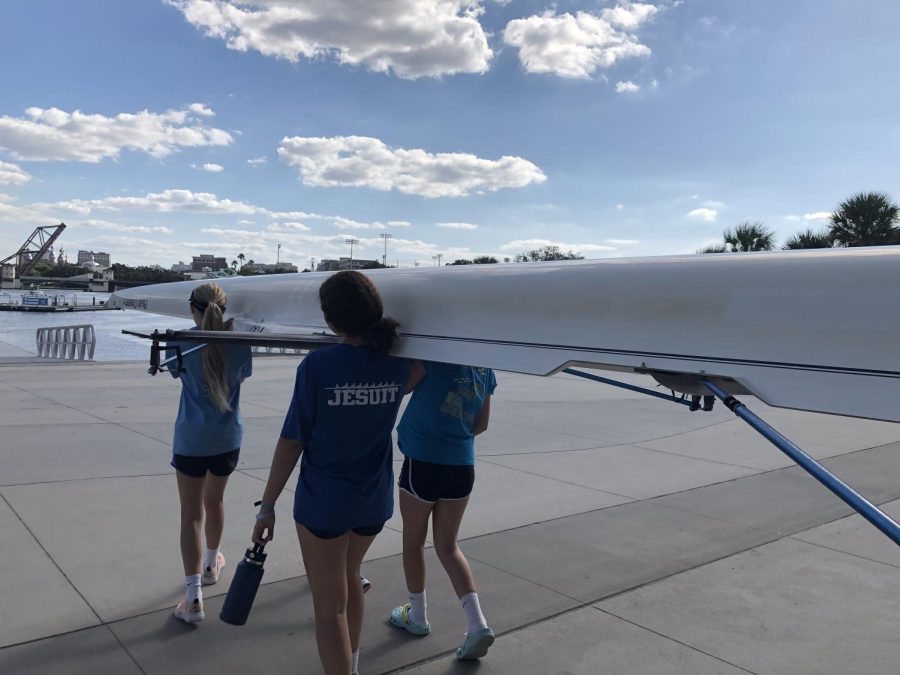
36, 325, 96, 360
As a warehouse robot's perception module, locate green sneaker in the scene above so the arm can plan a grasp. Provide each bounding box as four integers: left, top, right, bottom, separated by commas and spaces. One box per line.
456, 627, 494, 660
389, 603, 431, 636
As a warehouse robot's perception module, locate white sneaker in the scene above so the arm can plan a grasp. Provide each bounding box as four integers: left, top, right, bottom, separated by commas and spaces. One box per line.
201, 552, 226, 585
174, 597, 205, 623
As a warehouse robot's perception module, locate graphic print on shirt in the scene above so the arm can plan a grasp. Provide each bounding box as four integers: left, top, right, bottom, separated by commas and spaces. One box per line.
326, 382, 402, 406
439, 369, 489, 425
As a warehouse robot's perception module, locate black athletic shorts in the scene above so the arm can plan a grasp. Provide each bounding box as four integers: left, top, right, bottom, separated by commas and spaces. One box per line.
398, 456, 475, 503
302, 522, 386, 540
171, 448, 240, 478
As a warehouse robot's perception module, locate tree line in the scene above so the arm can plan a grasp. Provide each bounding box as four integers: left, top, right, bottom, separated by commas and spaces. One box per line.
700, 192, 899, 253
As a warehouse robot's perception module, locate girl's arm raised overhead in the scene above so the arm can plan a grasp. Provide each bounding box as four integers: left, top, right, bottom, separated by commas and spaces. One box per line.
472, 395, 492, 436
405, 360, 426, 394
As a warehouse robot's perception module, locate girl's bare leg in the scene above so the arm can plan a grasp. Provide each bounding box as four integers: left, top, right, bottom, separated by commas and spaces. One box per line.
345, 532, 378, 653
202, 473, 230, 550
399, 490, 434, 593
432, 497, 476, 598
176, 471, 206, 576
297, 524, 353, 675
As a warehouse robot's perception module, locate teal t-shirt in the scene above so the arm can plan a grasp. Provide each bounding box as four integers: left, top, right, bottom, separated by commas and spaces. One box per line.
397, 361, 497, 466
171, 332, 253, 457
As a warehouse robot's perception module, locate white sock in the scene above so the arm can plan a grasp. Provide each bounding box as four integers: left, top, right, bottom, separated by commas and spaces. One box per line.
351, 649, 360, 674
185, 574, 202, 603
408, 590, 427, 626
460, 592, 487, 633
203, 548, 219, 572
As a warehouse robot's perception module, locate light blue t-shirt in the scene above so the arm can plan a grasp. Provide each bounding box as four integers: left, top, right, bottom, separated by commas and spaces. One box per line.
280, 344, 409, 531
171, 332, 253, 457
397, 361, 497, 466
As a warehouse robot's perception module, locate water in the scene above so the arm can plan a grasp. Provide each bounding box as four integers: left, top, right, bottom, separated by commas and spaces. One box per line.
0, 290, 191, 360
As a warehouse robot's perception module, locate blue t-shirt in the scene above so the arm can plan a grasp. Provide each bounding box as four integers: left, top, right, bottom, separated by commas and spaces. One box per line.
397, 362, 497, 466
172, 333, 253, 457
281, 344, 409, 532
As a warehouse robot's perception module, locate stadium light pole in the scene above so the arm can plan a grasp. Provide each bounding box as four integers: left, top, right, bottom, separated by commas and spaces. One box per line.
379, 233, 392, 268
432, 253, 443, 266
345, 238, 359, 268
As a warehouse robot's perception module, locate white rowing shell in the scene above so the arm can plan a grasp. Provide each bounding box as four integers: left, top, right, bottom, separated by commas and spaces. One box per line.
111, 246, 900, 423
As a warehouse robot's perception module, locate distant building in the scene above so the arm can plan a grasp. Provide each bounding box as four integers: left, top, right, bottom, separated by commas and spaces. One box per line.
171, 261, 192, 274
316, 257, 379, 272
244, 261, 299, 274
78, 250, 111, 267
191, 254, 228, 272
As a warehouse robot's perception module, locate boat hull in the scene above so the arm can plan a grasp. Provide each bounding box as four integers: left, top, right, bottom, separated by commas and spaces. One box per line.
111, 247, 900, 422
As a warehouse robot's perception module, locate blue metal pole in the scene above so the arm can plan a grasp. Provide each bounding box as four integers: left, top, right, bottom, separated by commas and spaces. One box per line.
563, 368, 693, 407
701, 379, 900, 547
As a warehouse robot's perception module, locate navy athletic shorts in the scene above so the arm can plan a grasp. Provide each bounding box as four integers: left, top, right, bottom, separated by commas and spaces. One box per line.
398, 456, 475, 503
301, 522, 386, 540
171, 448, 240, 478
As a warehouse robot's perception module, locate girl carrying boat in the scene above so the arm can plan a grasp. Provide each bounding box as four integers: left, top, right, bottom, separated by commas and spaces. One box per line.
252, 270, 422, 675
170, 282, 252, 623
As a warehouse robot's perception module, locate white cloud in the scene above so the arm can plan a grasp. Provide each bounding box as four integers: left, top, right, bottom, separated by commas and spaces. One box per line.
0, 161, 31, 185
79, 219, 174, 234
0, 193, 58, 225
437, 222, 478, 230
615, 81, 640, 93
51, 189, 261, 215
615, 203, 625, 210
602, 2, 660, 30
266, 208, 408, 230
196, 162, 224, 172
237, 219, 255, 225
500, 238, 616, 254
503, 4, 658, 79
278, 135, 546, 198
0, 105, 233, 162
687, 207, 717, 222
166, 0, 492, 79
785, 215, 801, 222
267, 221, 311, 232
189, 103, 215, 117
606, 238, 639, 245
804, 211, 832, 221
247, 156, 267, 166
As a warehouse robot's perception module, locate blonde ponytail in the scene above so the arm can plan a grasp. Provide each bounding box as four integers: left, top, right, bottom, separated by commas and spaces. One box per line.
191, 283, 232, 413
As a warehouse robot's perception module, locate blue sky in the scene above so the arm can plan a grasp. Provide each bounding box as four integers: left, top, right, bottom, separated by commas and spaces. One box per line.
1, 0, 898, 268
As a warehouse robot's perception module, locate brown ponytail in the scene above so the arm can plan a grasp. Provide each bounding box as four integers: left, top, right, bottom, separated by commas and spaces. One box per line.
319, 271, 399, 357
191, 283, 232, 412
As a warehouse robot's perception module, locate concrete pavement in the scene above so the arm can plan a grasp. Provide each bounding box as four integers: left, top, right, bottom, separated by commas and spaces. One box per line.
1, 347, 899, 674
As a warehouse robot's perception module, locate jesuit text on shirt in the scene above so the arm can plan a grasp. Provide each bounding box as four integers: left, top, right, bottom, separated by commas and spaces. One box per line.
327, 383, 402, 406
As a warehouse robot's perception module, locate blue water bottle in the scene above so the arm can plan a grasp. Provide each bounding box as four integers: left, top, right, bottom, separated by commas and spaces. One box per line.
220, 543, 266, 625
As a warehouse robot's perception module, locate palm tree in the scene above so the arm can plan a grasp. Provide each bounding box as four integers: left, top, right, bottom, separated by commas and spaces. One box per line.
783, 229, 834, 250
829, 192, 900, 246
723, 221, 775, 252
698, 244, 727, 254
231, 260, 238, 271
238, 253, 245, 269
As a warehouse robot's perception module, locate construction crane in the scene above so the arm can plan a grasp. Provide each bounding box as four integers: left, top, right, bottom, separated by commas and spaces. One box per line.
0, 224, 66, 276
